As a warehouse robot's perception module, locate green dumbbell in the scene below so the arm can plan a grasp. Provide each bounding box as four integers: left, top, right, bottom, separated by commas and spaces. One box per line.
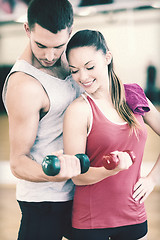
42, 153, 90, 176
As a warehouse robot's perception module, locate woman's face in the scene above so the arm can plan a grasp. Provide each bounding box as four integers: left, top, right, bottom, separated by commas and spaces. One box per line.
68, 46, 110, 94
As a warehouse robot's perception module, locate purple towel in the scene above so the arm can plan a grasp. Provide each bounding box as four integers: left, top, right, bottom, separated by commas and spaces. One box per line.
124, 83, 150, 116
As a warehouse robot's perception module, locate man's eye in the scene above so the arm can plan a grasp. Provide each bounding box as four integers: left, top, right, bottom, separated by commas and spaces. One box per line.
37, 44, 45, 49
54, 45, 63, 49
87, 66, 94, 70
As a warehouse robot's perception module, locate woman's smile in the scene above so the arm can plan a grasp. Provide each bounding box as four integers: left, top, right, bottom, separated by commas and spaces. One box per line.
80, 79, 96, 87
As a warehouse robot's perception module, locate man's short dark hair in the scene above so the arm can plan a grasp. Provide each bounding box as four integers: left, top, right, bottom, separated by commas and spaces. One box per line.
28, 0, 73, 33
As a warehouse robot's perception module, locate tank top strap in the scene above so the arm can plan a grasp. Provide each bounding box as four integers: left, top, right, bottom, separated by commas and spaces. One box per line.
81, 92, 102, 117
81, 92, 99, 114
81, 93, 102, 136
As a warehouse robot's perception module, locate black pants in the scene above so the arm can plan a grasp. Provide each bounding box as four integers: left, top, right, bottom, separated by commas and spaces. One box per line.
72, 221, 148, 240
17, 200, 73, 240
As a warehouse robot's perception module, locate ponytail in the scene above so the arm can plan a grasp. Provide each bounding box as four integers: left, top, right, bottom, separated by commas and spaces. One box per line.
109, 62, 140, 132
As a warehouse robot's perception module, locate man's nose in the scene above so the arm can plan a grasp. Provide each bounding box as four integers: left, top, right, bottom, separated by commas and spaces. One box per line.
45, 48, 55, 61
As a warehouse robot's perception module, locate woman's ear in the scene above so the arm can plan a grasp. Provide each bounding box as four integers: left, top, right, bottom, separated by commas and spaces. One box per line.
24, 22, 31, 38
106, 51, 112, 65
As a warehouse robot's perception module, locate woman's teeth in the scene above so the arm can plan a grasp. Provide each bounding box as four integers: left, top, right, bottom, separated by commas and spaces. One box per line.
82, 79, 95, 86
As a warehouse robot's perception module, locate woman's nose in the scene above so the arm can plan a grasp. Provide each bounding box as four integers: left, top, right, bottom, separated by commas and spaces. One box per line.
79, 69, 88, 81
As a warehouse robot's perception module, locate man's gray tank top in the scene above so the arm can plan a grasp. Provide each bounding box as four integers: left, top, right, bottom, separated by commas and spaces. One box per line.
2, 59, 81, 202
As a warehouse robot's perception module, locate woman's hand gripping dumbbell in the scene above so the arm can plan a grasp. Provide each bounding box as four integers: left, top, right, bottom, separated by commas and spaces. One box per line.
102, 150, 136, 170
42, 153, 90, 176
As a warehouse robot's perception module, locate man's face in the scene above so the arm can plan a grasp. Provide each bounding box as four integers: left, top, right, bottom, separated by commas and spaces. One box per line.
25, 23, 70, 68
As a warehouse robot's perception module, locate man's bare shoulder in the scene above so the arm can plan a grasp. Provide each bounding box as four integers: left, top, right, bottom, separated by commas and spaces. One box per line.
8, 71, 42, 90
6, 71, 49, 113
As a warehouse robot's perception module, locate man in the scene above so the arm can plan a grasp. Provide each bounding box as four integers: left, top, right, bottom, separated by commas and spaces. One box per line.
2, 0, 82, 239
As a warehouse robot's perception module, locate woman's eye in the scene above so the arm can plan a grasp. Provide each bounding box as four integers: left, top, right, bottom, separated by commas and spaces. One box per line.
87, 66, 94, 70
71, 70, 78, 74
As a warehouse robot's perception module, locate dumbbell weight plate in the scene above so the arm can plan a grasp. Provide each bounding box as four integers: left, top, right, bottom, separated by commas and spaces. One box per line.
75, 153, 90, 174
42, 155, 60, 176
102, 153, 120, 170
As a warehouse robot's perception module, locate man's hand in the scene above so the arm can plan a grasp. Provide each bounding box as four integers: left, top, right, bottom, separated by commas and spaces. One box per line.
45, 150, 81, 179
56, 153, 81, 179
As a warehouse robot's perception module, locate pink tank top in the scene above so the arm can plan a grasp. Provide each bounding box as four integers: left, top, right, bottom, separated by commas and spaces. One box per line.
72, 94, 148, 229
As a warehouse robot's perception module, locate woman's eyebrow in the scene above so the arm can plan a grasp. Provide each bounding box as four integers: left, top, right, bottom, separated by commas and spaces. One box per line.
85, 61, 93, 66
69, 60, 94, 68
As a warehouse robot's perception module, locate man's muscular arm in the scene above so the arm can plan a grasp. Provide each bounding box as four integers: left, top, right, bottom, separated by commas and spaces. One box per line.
6, 72, 80, 182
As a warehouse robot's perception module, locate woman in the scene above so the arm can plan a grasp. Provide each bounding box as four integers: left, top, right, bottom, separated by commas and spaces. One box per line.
63, 29, 160, 240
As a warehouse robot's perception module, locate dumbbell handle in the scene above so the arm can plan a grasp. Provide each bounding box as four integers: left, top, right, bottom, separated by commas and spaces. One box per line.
42, 153, 90, 176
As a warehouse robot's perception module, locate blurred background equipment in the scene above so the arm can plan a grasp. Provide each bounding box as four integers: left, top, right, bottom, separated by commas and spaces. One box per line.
145, 64, 160, 104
